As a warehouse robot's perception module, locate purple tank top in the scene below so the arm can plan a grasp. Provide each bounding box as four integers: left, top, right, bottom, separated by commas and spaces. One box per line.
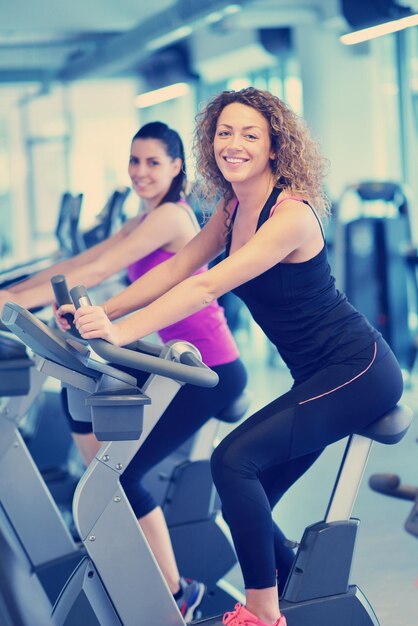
127, 242, 239, 368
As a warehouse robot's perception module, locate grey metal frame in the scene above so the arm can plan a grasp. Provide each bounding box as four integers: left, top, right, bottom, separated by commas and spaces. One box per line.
0, 365, 78, 567
325, 434, 374, 523
43, 346, 202, 625
74, 373, 188, 626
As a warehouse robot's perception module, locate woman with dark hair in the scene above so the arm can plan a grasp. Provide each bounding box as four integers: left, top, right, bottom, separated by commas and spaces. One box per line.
1, 121, 247, 622
70, 89, 403, 626
0, 122, 190, 313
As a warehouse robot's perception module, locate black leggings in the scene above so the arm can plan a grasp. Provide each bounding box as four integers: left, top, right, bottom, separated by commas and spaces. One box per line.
210, 337, 403, 592
63, 359, 247, 518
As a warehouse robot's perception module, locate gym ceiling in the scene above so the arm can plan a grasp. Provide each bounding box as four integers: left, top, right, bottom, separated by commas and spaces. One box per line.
0, 0, 417, 88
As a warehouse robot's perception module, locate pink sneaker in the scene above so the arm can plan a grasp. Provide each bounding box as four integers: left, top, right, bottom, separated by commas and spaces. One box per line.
222, 603, 287, 626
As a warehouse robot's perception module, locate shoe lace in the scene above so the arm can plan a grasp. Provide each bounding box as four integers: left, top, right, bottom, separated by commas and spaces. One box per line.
223, 603, 246, 625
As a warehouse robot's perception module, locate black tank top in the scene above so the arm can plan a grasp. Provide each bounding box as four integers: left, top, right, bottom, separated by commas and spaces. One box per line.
226, 187, 380, 384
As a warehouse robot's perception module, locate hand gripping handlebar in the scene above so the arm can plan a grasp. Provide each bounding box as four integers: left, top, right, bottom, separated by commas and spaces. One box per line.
69, 283, 219, 388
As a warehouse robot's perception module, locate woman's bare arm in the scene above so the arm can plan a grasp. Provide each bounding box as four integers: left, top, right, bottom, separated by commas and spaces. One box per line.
8, 216, 141, 294
104, 205, 227, 320
5, 204, 195, 311
76, 200, 319, 345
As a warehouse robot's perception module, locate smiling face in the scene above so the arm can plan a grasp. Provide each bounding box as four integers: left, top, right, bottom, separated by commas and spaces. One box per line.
128, 138, 182, 208
214, 102, 275, 189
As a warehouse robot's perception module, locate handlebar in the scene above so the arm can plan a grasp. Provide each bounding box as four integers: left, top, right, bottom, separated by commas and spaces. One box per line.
51, 274, 82, 339
68, 283, 219, 388
369, 473, 417, 502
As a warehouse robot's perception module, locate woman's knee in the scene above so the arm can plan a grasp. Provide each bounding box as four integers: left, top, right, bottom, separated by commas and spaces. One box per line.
131, 496, 158, 519
121, 474, 156, 518
210, 435, 249, 486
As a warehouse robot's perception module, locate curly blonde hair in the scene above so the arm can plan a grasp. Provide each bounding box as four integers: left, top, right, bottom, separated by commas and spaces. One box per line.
193, 87, 331, 224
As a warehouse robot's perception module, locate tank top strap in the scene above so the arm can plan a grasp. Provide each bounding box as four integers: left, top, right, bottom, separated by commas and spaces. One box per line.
225, 198, 239, 224
225, 199, 239, 256
269, 195, 325, 241
176, 199, 200, 233
269, 196, 306, 218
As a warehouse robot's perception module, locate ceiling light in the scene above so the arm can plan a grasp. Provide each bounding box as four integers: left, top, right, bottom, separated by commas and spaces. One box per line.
224, 4, 242, 15
146, 26, 193, 52
134, 82, 190, 108
205, 12, 224, 24
340, 12, 418, 45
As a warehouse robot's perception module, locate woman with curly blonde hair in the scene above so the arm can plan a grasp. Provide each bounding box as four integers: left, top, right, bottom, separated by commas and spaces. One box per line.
194, 87, 330, 222
71, 88, 403, 626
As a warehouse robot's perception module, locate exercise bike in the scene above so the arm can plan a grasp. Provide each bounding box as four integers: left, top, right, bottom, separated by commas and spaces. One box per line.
2, 293, 237, 625
51, 274, 250, 617
0, 272, 248, 621
279, 405, 413, 625
2, 288, 413, 626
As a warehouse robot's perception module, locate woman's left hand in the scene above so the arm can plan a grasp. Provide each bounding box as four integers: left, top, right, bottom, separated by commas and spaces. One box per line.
74, 305, 121, 345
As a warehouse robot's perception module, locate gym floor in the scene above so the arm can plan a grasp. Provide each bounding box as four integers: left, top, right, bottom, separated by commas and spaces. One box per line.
221, 322, 418, 626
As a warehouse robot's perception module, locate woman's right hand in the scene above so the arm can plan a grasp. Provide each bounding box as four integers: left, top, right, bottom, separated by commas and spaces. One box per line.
74, 305, 122, 345
53, 302, 76, 332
